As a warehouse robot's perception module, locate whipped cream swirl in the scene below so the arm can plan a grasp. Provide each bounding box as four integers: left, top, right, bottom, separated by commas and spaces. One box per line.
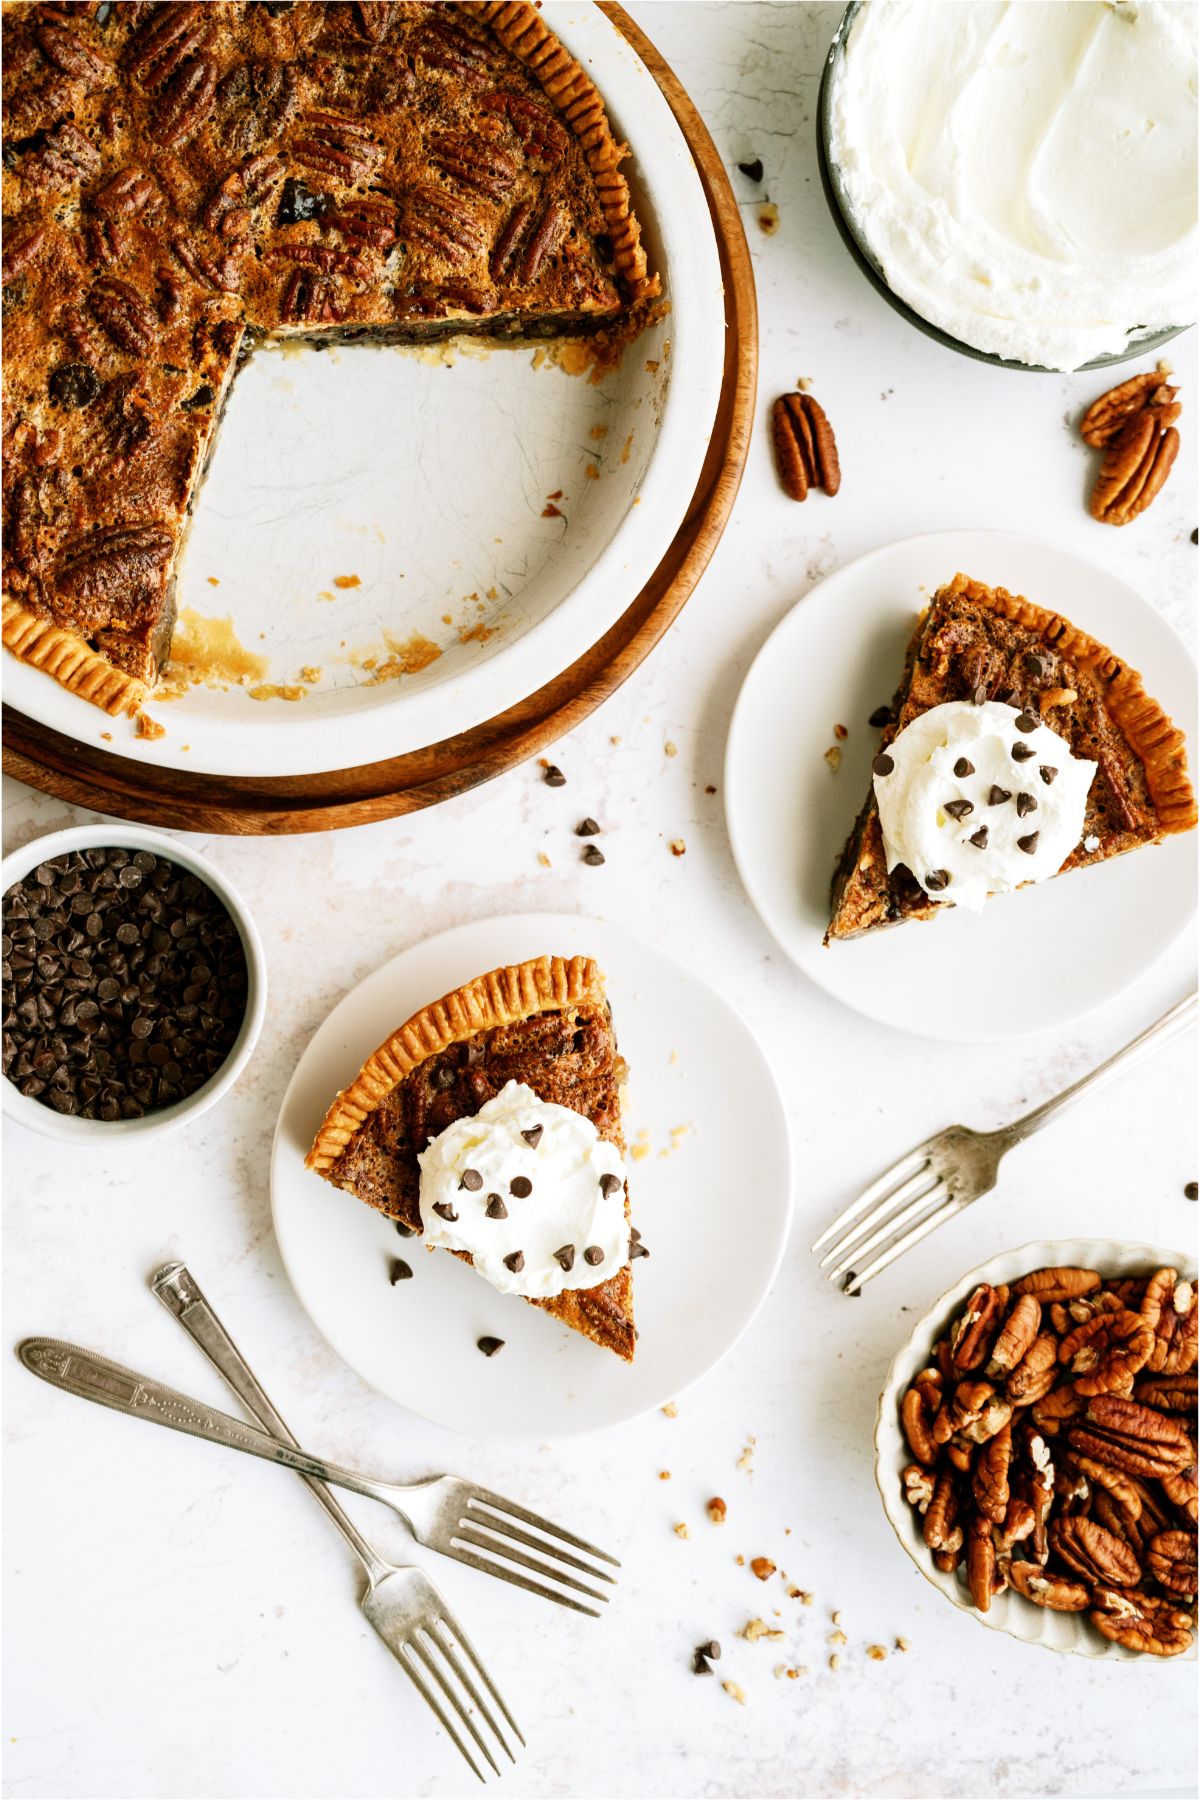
417, 1080, 629, 1299
872, 701, 1096, 911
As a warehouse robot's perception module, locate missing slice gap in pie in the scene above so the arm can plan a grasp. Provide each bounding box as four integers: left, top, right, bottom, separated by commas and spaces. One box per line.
826, 573, 1196, 942
307, 954, 639, 1361
2, 2, 662, 717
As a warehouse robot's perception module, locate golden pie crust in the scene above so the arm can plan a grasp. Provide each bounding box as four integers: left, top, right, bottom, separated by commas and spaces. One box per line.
827, 573, 1197, 941
308, 954, 637, 1361
2, 1, 660, 714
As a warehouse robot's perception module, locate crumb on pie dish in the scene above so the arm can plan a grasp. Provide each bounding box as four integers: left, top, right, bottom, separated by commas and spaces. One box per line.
1, 1, 661, 717
826, 574, 1197, 941
307, 954, 640, 1361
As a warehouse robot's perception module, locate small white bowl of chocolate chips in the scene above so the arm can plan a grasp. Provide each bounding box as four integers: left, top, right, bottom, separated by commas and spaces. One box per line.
1, 824, 266, 1142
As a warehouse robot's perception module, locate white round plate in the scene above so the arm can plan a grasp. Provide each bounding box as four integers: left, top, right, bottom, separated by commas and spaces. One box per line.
7, 4, 724, 779
725, 529, 1198, 1042
270, 913, 793, 1437
875, 1236, 1197, 1662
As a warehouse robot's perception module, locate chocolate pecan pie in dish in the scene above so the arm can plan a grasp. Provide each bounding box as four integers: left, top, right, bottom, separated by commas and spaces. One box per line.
827, 574, 1197, 942
2, 1, 660, 718
307, 954, 639, 1361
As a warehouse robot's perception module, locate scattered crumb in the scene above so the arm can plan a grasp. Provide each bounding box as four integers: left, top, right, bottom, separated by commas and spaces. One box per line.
669, 838, 686, 856
610, 734, 621, 745
741, 1618, 785, 1644
458, 621, 496, 645
661, 1401, 678, 1418
547, 489, 563, 501
722, 1680, 747, 1706
736, 1440, 755, 1475
620, 432, 634, 465
895, 1637, 911, 1653
248, 684, 307, 702
99, 731, 111, 742
828, 1630, 847, 1647
645, 358, 659, 373
801, 1593, 814, 1607
833, 723, 848, 740
658, 1470, 671, 1481
828, 1654, 842, 1672
757, 203, 779, 235
542, 503, 564, 519
333, 574, 361, 589
537, 853, 552, 869
206, 576, 220, 586
590, 424, 608, 440
442, 612, 453, 624
673, 1522, 690, 1540
773, 1664, 787, 1680
664, 740, 677, 757
788, 1667, 807, 1679
831, 1611, 842, 1626
704, 783, 717, 795
787, 1587, 808, 1602
824, 744, 842, 772
135, 712, 165, 740
630, 1129, 652, 1163
796, 375, 812, 393
867, 1645, 887, 1662
750, 1558, 776, 1582
297, 666, 322, 683
317, 590, 335, 602
584, 464, 600, 480
707, 1497, 727, 1525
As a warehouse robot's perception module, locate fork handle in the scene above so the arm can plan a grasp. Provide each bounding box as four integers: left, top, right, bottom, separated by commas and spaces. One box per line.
999, 991, 1198, 1149
151, 1262, 392, 1587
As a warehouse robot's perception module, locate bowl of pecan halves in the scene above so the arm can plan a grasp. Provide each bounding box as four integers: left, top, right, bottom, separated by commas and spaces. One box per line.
875, 1238, 1197, 1659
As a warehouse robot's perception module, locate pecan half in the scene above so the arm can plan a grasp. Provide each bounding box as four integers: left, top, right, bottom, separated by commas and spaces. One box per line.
428, 128, 517, 202
1059, 1308, 1154, 1397
1161, 1464, 1199, 1529
973, 1422, 1013, 1523
950, 1285, 1004, 1373
1007, 1560, 1090, 1611
771, 393, 840, 501
1090, 1587, 1195, 1657
967, 1510, 997, 1612
149, 53, 218, 148
1146, 1277, 1198, 1377
1080, 363, 1178, 446
902, 1463, 934, 1513
56, 522, 173, 608
1071, 1395, 1194, 1480
1014, 1267, 1101, 1305
482, 91, 569, 171
1031, 1383, 1086, 1434
1006, 1332, 1059, 1406
404, 184, 486, 266
1146, 1529, 1198, 1598
1089, 407, 1180, 526
987, 1294, 1042, 1377
91, 165, 158, 219
1049, 1516, 1141, 1587
922, 1471, 962, 1554
36, 21, 108, 83
88, 277, 158, 354
901, 1375, 940, 1466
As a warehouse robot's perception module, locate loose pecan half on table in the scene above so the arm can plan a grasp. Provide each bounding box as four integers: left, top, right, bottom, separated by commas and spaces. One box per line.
771, 392, 840, 501
1080, 363, 1182, 526
899, 1264, 1198, 1656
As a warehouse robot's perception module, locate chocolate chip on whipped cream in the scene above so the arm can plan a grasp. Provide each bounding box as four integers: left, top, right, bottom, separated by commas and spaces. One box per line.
418, 1080, 630, 1299
872, 700, 1096, 910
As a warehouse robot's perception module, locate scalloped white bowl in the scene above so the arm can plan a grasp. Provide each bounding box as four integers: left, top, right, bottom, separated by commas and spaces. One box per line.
875, 1236, 1198, 1662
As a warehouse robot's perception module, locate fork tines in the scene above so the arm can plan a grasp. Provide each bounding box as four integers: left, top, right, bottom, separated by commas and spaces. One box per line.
400, 1603, 524, 1784
452, 1491, 619, 1618
811, 1140, 959, 1294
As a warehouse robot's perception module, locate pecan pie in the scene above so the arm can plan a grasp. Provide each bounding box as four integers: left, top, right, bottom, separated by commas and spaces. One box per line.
307, 954, 638, 1361
827, 574, 1196, 940
2, 1, 660, 715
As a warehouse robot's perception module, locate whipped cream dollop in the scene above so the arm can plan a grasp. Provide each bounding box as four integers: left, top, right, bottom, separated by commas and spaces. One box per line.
417, 1080, 629, 1300
872, 701, 1096, 911
829, 0, 1198, 370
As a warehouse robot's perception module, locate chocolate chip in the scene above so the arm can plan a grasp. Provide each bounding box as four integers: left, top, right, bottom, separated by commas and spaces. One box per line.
390, 1259, 413, 1283
953, 758, 975, 778
968, 826, 989, 849
987, 786, 1012, 806
432, 1202, 458, 1222
872, 753, 894, 777
576, 818, 600, 837
1017, 832, 1040, 855
868, 705, 893, 729
972, 684, 988, 706
460, 1168, 482, 1191
394, 1219, 416, 1238
543, 764, 566, 787
737, 157, 763, 181
1014, 712, 1038, 733
582, 846, 605, 866
508, 1175, 533, 1199
485, 1194, 507, 1219
476, 1336, 505, 1357
503, 1250, 525, 1273
432, 1064, 456, 1091
629, 1231, 650, 1259
696, 1640, 721, 1666
1185, 1182, 1198, 1201
599, 1172, 622, 1197
521, 1124, 543, 1148
1039, 765, 1058, 785
1012, 742, 1035, 761
1016, 792, 1037, 817
943, 799, 973, 821
554, 1244, 575, 1271
583, 1245, 604, 1267
924, 870, 951, 892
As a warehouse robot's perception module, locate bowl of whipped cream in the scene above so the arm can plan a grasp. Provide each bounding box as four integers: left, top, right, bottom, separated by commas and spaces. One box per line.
819, 0, 1197, 373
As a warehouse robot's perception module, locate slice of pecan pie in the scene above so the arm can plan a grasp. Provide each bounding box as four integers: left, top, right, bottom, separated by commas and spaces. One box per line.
307, 954, 638, 1361
827, 573, 1196, 940
2, 1, 660, 716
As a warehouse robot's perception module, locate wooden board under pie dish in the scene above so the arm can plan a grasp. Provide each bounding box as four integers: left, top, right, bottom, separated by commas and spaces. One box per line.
3, 5, 756, 829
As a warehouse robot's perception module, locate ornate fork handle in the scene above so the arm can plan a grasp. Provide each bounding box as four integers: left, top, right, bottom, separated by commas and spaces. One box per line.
999, 991, 1197, 1150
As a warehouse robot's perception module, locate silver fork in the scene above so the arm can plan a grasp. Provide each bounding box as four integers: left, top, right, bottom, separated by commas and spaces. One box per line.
19, 1333, 519, 1784
151, 1262, 618, 1616
813, 991, 1198, 1295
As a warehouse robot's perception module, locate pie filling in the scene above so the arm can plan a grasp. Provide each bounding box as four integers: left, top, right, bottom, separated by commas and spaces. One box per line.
2, 1, 661, 713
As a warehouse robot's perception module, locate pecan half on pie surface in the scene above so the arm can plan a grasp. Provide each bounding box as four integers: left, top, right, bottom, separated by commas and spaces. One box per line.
1, 1, 660, 716
307, 954, 638, 1362
826, 573, 1196, 942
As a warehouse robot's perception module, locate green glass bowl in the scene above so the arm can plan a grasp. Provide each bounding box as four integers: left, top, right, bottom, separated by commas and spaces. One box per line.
818, 0, 1191, 375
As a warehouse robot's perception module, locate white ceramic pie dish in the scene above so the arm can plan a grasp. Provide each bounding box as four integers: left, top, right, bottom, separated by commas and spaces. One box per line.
1, 824, 266, 1143
4, 3, 726, 780
875, 1236, 1198, 1662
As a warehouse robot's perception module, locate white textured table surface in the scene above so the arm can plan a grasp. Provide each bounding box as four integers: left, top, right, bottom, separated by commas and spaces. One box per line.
4, 5, 1198, 1797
